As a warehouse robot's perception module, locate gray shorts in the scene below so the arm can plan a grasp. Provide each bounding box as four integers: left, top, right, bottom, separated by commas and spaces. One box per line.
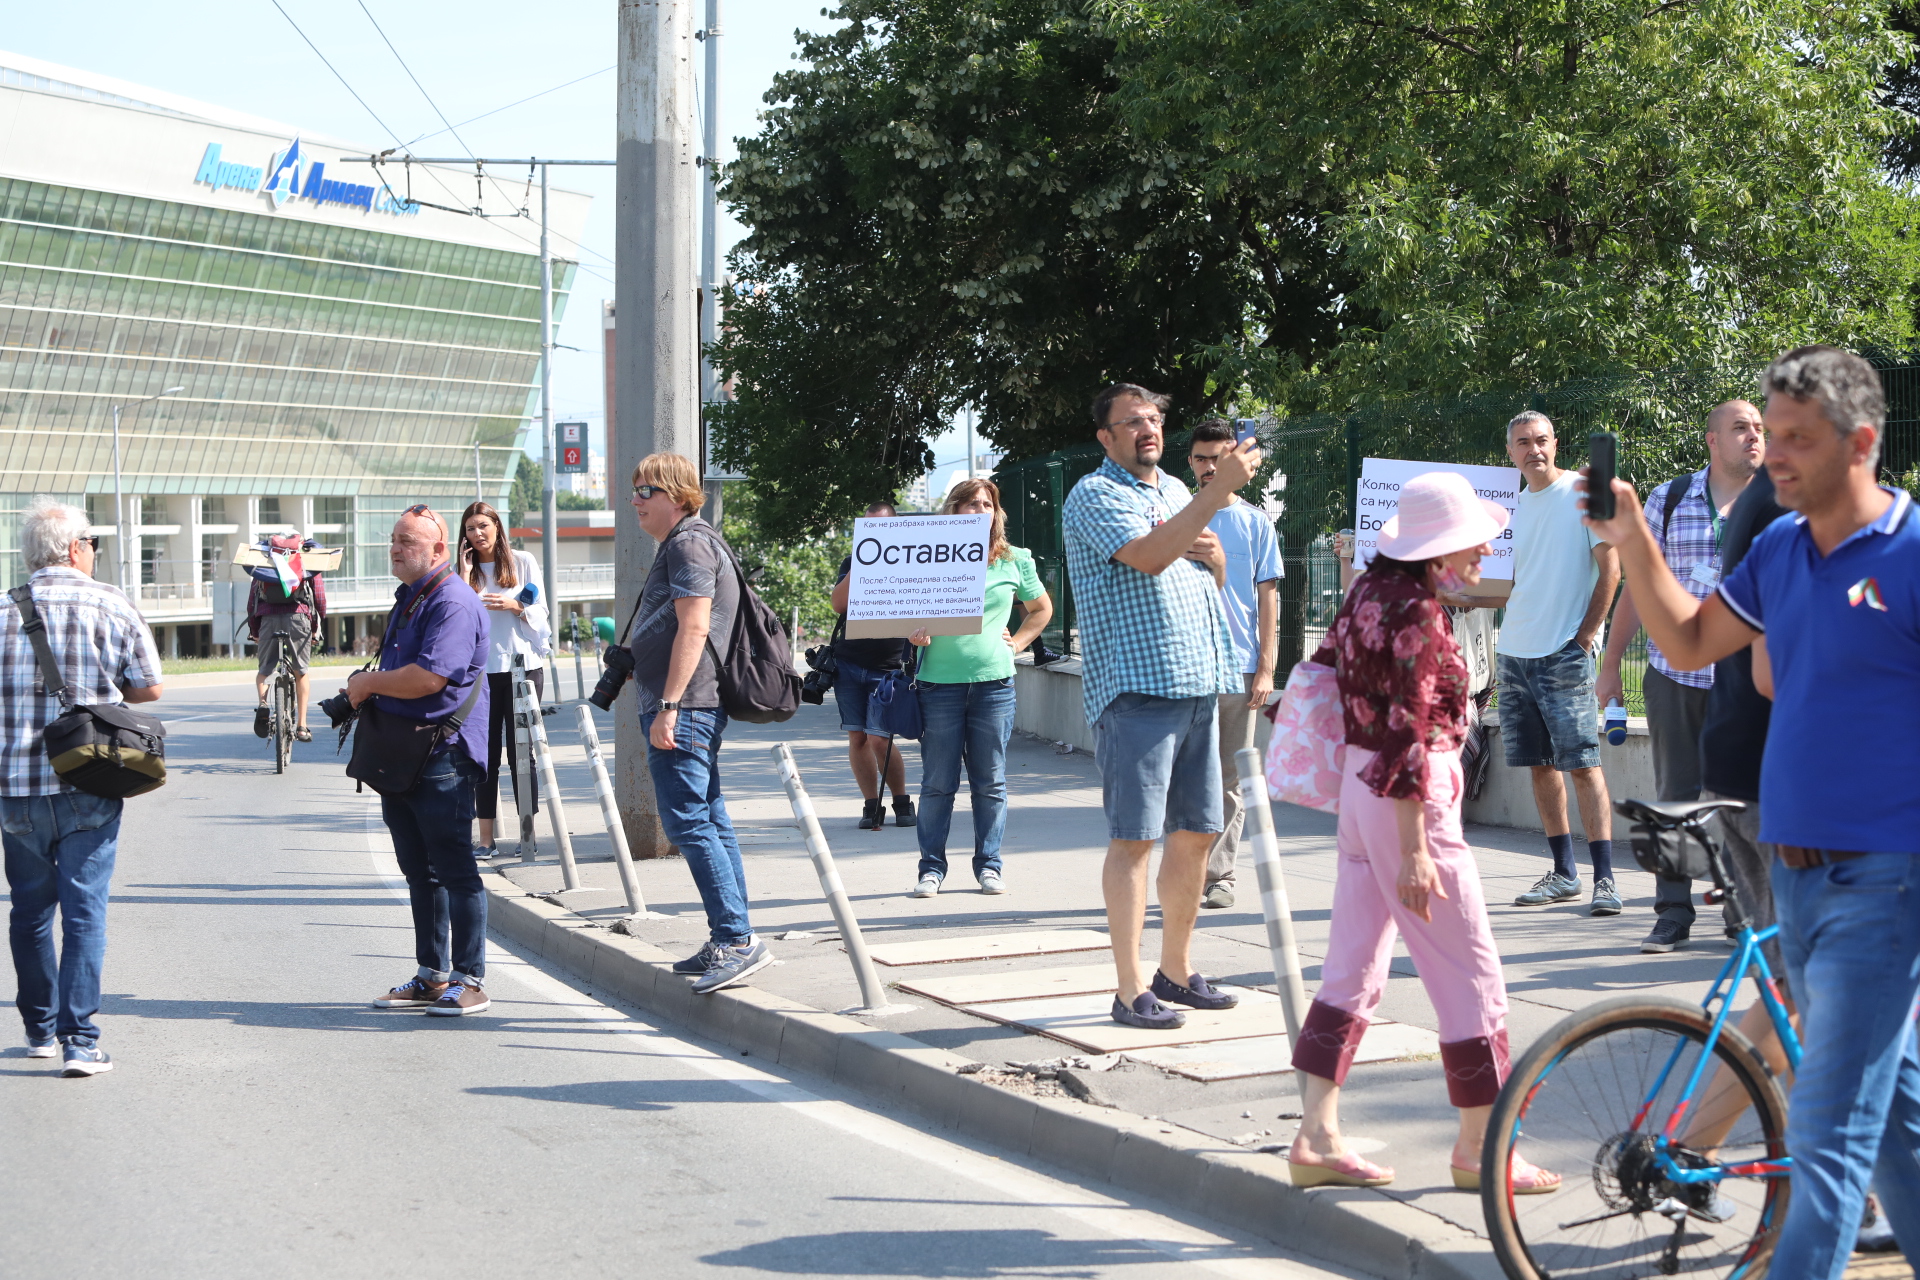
256, 613, 312, 678
1093, 692, 1222, 842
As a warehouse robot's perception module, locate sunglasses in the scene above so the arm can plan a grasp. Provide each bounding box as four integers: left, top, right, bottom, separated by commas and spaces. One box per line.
77, 535, 99, 552
631, 484, 669, 500
404, 503, 434, 517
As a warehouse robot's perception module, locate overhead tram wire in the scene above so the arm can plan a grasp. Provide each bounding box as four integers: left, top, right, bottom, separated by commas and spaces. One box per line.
401, 66, 614, 151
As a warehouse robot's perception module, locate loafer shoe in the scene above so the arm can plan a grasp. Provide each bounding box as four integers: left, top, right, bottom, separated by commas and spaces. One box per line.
1201, 880, 1235, 910
1151, 970, 1239, 1011
1110, 992, 1186, 1030
1514, 872, 1581, 906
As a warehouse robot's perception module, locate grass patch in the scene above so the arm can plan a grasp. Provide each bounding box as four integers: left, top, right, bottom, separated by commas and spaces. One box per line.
159, 654, 362, 675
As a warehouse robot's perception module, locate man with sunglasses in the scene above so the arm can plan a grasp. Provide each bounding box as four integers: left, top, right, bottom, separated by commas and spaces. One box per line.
356, 504, 493, 1017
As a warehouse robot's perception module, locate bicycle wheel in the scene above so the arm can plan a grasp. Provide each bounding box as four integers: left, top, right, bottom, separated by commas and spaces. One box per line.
1483, 994, 1789, 1280
274, 673, 293, 773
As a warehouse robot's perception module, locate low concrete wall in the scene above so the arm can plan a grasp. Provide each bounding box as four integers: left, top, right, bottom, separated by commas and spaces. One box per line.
1012, 656, 1653, 842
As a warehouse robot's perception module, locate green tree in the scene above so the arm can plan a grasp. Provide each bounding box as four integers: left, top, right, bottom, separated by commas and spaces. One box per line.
719, 483, 846, 640
1107, 0, 1920, 409
508, 455, 542, 530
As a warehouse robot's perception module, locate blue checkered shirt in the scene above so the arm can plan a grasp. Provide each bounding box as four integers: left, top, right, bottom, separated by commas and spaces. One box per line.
1063, 458, 1239, 723
1, 567, 162, 796
1647, 468, 1722, 689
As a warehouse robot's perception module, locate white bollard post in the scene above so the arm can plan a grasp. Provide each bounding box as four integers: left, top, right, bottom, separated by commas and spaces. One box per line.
511, 654, 539, 859
1237, 746, 1312, 1095
523, 671, 582, 893
575, 703, 665, 921
769, 742, 900, 1014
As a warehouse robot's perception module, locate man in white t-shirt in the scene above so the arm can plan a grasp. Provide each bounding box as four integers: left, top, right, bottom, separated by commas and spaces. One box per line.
1497, 411, 1623, 917
1188, 420, 1283, 909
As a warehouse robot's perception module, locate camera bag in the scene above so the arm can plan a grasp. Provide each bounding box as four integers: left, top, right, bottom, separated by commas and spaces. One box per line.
343, 562, 483, 795
8, 585, 167, 799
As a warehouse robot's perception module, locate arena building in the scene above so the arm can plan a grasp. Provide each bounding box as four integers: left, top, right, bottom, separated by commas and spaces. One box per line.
0, 50, 602, 655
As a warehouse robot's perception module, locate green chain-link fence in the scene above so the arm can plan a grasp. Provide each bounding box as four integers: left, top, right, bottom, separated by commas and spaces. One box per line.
997, 358, 1920, 715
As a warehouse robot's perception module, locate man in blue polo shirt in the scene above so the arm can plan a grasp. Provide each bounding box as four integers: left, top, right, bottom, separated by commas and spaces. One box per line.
348, 505, 492, 1018
1585, 345, 1920, 1276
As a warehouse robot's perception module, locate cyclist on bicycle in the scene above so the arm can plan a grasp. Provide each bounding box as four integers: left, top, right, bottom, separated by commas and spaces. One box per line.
248, 538, 327, 743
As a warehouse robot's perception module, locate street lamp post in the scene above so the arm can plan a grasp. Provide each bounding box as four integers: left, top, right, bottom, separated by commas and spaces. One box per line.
109, 386, 185, 594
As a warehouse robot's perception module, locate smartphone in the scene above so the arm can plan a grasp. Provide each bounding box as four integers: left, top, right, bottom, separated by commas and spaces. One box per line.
1587, 431, 1618, 521
1233, 418, 1260, 448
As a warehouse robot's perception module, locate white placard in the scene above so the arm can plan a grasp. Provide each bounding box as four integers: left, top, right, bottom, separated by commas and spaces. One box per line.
844, 513, 993, 638
1354, 458, 1521, 579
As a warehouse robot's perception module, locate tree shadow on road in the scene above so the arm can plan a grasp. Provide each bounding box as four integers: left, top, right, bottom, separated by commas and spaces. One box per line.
702, 1228, 1238, 1276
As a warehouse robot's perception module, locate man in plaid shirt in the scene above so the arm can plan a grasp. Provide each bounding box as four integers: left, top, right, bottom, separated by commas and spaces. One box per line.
2, 497, 163, 1076
1064, 383, 1256, 1031
1598, 399, 1766, 953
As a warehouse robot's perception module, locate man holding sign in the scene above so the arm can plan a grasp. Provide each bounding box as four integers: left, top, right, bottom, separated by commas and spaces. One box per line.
1064, 383, 1252, 1031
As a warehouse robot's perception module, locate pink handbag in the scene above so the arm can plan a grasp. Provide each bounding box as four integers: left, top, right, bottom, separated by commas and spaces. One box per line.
1264, 660, 1346, 813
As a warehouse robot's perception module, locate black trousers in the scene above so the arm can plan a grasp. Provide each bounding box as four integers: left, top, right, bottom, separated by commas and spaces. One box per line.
477, 667, 542, 821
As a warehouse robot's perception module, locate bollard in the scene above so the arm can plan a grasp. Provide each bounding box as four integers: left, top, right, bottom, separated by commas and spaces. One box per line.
522, 669, 582, 892
510, 654, 538, 858
573, 635, 587, 703
1237, 746, 1312, 1095
575, 703, 665, 920
769, 742, 898, 1014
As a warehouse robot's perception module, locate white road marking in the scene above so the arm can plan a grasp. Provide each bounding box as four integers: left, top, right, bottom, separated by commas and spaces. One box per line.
360, 801, 1349, 1278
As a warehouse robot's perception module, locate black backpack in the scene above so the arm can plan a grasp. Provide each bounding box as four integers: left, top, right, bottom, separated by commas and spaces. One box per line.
686, 525, 801, 723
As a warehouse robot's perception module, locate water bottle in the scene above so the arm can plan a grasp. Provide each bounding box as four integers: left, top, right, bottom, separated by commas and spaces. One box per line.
1604, 698, 1628, 746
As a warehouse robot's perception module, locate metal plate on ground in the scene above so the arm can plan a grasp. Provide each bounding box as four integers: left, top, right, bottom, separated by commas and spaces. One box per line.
864, 928, 1112, 968
1124, 1022, 1441, 1082
959, 986, 1284, 1053
896, 963, 1119, 1005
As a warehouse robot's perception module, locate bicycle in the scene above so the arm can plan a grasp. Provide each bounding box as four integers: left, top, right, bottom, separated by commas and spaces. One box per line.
265, 631, 296, 774
1482, 796, 1800, 1279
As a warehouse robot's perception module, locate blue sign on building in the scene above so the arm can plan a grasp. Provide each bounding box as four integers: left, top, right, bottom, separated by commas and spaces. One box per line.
193, 138, 417, 218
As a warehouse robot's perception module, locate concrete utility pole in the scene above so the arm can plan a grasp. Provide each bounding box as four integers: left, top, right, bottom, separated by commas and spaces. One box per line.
697, 0, 725, 529
617, 0, 700, 857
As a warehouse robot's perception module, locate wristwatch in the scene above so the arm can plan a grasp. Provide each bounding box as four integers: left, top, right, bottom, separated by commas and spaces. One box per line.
658, 700, 682, 711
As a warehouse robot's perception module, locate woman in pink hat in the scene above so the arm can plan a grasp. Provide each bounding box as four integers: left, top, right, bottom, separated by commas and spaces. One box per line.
1287, 471, 1559, 1195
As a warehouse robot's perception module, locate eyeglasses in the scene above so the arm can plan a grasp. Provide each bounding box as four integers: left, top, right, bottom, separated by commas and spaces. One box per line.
76, 535, 99, 552
632, 484, 668, 500
1109, 413, 1164, 432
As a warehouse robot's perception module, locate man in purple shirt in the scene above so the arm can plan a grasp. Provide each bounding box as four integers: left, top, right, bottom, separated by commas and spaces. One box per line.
348, 506, 492, 1017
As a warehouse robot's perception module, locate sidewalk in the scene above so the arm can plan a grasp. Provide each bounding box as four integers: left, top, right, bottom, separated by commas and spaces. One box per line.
496, 694, 1903, 1277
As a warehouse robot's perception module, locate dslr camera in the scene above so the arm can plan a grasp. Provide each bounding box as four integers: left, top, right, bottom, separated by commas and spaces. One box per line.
587, 643, 636, 712
799, 641, 837, 705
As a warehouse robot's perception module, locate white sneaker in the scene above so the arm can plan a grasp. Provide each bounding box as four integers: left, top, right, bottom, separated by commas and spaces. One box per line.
26, 1039, 57, 1059
979, 870, 1006, 895
911, 874, 941, 898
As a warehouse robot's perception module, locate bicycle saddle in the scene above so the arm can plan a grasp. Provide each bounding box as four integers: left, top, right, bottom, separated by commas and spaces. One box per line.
1614, 797, 1746, 827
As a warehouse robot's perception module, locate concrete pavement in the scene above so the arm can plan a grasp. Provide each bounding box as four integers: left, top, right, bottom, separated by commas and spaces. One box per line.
0, 681, 1368, 1280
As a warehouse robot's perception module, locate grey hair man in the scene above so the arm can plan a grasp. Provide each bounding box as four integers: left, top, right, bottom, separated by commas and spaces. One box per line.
1, 497, 163, 1077
1498, 411, 1623, 916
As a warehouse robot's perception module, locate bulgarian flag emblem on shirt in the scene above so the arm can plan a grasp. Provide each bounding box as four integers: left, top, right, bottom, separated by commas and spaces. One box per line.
1848, 577, 1888, 612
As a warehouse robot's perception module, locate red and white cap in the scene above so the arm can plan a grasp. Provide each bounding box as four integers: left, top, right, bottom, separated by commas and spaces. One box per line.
1376, 471, 1509, 561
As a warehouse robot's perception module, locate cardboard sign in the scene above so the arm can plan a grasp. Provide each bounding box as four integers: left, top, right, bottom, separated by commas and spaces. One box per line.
1355, 458, 1521, 586
843, 513, 992, 638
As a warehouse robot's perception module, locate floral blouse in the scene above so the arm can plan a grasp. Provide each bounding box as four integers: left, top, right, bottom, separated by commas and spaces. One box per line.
1311, 568, 1469, 801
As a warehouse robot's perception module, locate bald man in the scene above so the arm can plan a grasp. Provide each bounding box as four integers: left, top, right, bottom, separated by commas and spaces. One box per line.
1597, 400, 1766, 954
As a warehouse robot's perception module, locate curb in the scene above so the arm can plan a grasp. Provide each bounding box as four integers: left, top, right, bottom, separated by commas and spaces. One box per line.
483, 872, 1501, 1280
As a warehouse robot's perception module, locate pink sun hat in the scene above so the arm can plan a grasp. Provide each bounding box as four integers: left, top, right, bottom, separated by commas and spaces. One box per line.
1376, 471, 1509, 561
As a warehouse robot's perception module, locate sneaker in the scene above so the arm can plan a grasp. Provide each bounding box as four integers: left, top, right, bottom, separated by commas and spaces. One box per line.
1641, 918, 1692, 953
911, 873, 942, 898
26, 1038, 57, 1059
1110, 992, 1186, 1030
978, 869, 1006, 895
426, 979, 490, 1016
692, 940, 774, 994
1859, 1195, 1901, 1252
858, 799, 886, 831
1152, 969, 1240, 1011
60, 1039, 112, 1077
893, 796, 917, 827
672, 940, 727, 976
253, 704, 270, 738
1589, 878, 1623, 916
372, 975, 450, 1008
1514, 872, 1581, 906
1202, 880, 1236, 910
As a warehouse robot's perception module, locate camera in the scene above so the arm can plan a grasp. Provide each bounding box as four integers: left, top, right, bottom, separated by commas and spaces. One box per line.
799, 642, 837, 705
319, 689, 357, 728
587, 643, 636, 711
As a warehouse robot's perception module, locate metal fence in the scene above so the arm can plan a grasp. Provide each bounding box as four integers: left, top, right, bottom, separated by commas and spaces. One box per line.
996, 358, 1920, 715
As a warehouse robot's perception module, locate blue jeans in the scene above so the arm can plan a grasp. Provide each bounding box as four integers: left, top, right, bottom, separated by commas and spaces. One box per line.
1497, 641, 1601, 771
381, 750, 488, 981
833, 658, 896, 737
1770, 853, 1920, 1277
642, 706, 751, 945
915, 678, 1014, 881
4, 791, 122, 1044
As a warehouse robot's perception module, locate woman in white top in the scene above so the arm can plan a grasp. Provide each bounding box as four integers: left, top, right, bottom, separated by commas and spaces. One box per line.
457, 501, 551, 854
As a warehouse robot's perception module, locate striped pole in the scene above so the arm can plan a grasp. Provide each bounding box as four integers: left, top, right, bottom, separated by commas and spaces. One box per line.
770, 743, 891, 1012
575, 704, 649, 917
524, 672, 581, 892
1237, 746, 1310, 1093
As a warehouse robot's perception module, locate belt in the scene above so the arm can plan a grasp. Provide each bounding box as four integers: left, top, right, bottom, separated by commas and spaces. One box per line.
1776, 845, 1871, 870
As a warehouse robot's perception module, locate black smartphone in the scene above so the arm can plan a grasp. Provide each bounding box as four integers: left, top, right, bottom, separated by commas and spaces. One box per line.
1587, 431, 1618, 521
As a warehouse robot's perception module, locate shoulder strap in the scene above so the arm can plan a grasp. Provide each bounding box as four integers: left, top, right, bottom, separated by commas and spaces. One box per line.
440, 671, 486, 734
8, 585, 72, 706
1659, 474, 1691, 540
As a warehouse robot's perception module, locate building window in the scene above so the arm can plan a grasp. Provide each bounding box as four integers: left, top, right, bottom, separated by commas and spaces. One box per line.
318, 496, 352, 524
140, 495, 164, 525
202, 496, 226, 524
140, 536, 161, 585
258, 497, 281, 526
201, 533, 225, 583
85, 494, 109, 526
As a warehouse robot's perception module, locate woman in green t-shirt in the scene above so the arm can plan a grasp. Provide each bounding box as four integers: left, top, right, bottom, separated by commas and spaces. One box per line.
904, 479, 1054, 897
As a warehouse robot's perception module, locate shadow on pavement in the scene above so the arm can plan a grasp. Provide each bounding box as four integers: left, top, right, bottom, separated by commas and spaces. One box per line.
702, 1228, 1225, 1276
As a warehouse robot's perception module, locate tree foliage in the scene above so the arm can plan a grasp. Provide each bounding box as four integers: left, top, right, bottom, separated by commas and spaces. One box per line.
719, 484, 845, 641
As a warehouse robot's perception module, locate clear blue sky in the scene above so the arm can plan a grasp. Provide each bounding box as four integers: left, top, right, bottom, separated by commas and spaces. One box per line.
6, 0, 836, 454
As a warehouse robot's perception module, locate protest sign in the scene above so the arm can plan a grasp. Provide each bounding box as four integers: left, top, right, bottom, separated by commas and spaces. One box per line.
844, 513, 993, 638
1354, 458, 1522, 586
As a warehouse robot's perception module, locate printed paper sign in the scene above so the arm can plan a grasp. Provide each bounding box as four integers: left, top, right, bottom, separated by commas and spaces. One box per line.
1354, 458, 1521, 579
844, 513, 992, 638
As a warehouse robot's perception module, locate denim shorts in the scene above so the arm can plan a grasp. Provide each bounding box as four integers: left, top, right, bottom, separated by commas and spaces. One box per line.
1093, 692, 1223, 841
834, 658, 895, 737
1498, 641, 1601, 771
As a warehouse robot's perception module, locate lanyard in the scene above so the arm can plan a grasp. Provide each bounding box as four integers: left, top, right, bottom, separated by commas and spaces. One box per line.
398, 561, 454, 625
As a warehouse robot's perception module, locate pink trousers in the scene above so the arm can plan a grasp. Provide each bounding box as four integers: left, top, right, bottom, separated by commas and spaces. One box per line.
1290, 746, 1511, 1106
